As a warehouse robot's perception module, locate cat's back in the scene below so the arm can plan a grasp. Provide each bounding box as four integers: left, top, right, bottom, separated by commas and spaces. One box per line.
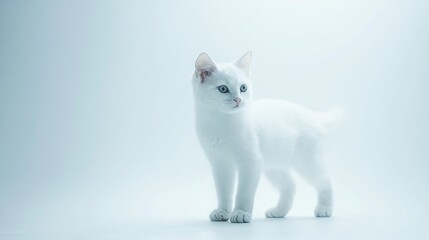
251, 99, 326, 139
251, 99, 328, 165
252, 99, 310, 126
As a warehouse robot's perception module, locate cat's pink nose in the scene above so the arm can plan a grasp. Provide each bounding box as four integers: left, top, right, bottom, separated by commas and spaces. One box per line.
233, 98, 241, 105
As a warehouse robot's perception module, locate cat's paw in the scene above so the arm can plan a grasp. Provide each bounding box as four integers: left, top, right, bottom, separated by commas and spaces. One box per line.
230, 209, 252, 223
265, 207, 288, 218
209, 209, 230, 221
314, 205, 333, 217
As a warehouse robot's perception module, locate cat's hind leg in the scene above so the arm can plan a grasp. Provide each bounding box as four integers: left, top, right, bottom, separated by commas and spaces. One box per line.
295, 152, 333, 217
264, 168, 296, 218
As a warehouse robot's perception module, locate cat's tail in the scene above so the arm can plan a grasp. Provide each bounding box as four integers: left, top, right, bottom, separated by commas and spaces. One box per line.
318, 107, 344, 135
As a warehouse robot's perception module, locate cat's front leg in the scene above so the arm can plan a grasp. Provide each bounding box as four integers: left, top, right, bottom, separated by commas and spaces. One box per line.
208, 159, 236, 221
231, 158, 262, 223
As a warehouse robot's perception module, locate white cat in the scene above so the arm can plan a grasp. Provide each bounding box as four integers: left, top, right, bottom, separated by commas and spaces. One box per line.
192, 51, 341, 223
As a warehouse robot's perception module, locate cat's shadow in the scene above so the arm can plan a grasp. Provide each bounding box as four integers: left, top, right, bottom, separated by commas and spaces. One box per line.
117, 216, 339, 240
164, 217, 335, 237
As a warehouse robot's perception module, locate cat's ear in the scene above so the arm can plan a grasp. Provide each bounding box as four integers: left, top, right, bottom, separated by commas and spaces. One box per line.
195, 52, 217, 83
235, 51, 252, 76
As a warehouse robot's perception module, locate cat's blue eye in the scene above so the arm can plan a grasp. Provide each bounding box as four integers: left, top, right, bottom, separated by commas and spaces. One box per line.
240, 84, 247, 92
218, 85, 229, 93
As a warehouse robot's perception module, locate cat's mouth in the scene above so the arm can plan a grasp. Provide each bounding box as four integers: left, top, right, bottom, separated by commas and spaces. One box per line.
233, 102, 245, 109
223, 101, 244, 111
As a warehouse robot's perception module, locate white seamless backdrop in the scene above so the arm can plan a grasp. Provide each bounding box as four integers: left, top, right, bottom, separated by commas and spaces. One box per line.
0, 0, 428, 239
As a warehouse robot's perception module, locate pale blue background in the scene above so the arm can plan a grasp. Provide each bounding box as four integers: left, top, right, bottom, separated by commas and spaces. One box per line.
1, 0, 428, 239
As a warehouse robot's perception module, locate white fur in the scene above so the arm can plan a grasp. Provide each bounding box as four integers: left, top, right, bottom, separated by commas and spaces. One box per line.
192, 52, 341, 223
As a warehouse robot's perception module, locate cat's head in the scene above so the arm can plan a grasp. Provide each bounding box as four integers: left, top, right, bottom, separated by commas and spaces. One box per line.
192, 51, 252, 113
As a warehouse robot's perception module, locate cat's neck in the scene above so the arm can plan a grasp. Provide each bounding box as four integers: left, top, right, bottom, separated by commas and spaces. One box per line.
195, 102, 255, 142
195, 103, 250, 125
